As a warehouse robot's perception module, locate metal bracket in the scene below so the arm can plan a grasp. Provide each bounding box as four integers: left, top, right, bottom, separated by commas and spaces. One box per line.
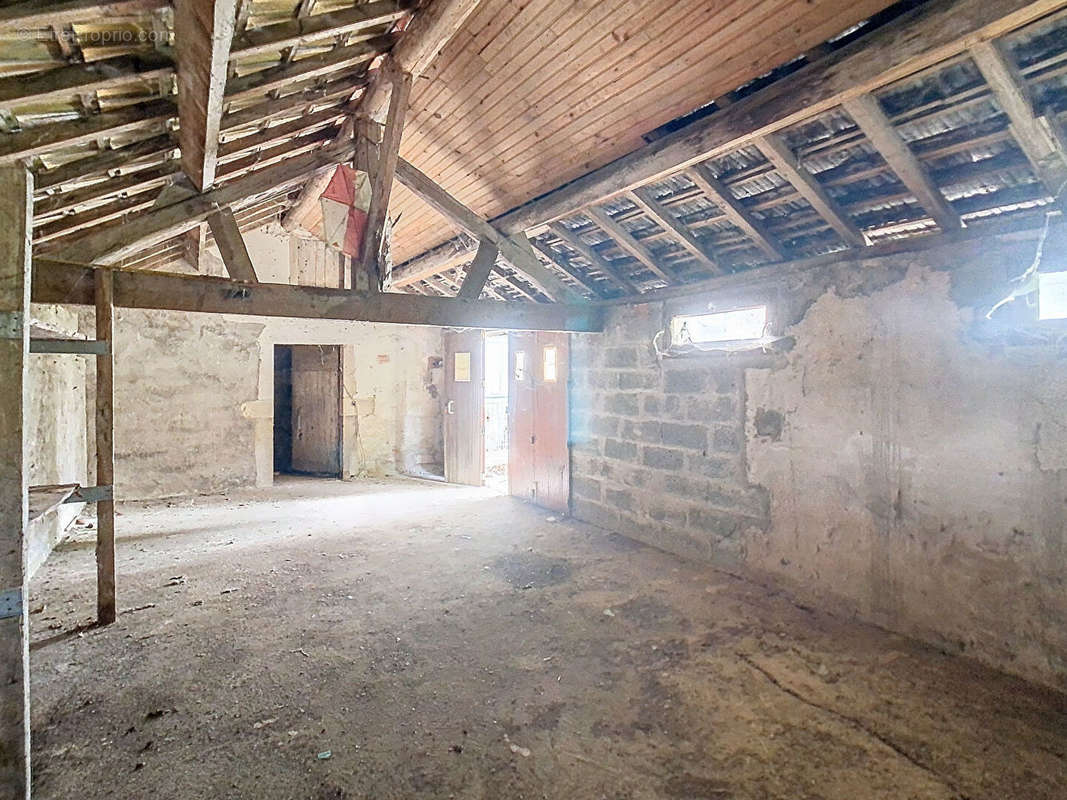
0, 588, 23, 620
0, 310, 24, 340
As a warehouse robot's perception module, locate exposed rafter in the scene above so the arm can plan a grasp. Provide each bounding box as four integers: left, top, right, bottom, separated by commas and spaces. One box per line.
629, 186, 720, 275
585, 206, 673, 283
687, 163, 785, 261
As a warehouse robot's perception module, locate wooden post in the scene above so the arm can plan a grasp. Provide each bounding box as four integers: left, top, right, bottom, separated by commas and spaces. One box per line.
0, 166, 32, 799
95, 268, 116, 625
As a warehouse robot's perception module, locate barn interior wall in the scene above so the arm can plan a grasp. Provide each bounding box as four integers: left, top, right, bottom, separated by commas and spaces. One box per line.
26, 304, 87, 578
91, 228, 445, 501
570, 232, 1067, 690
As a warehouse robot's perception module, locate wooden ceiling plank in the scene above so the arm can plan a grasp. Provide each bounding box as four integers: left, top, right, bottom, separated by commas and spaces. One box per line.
49, 141, 356, 264
755, 133, 866, 247
232, 0, 408, 59
585, 205, 673, 283
218, 105, 349, 162
394, 157, 583, 303
687, 162, 785, 261
0, 0, 168, 29
32, 260, 604, 331
970, 39, 1067, 194
491, 0, 1067, 240
843, 93, 962, 231
34, 133, 176, 191
0, 53, 174, 111
175, 0, 238, 191
457, 239, 498, 300
629, 186, 721, 275
546, 221, 638, 295
220, 75, 366, 131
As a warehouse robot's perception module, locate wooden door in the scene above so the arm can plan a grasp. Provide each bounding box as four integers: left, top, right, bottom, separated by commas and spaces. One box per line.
290, 345, 342, 475
444, 330, 485, 485
532, 333, 570, 512
508, 332, 536, 500
508, 332, 570, 512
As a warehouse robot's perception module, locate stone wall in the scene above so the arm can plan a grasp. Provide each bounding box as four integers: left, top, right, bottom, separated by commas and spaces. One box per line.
570, 232, 1067, 690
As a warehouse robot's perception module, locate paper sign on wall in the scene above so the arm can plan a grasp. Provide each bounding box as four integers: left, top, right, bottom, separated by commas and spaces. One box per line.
454, 352, 471, 382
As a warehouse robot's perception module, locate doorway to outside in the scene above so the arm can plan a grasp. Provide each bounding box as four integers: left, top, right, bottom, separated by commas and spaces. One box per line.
273, 344, 343, 478
443, 330, 570, 512
483, 333, 509, 493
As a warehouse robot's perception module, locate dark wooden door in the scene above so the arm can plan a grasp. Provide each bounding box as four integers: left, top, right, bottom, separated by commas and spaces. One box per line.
290, 345, 342, 475
444, 330, 485, 485
508, 332, 570, 512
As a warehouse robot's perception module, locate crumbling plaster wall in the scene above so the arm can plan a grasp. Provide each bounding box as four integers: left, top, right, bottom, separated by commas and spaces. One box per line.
571, 233, 1067, 689
107, 226, 444, 499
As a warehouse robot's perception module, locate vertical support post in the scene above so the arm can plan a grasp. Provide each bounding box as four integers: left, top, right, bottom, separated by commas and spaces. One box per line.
352, 116, 380, 294
358, 64, 412, 292
95, 269, 116, 626
0, 166, 32, 800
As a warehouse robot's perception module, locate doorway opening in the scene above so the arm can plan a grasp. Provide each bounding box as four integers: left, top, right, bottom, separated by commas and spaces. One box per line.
483, 332, 509, 493
273, 344, 343, 478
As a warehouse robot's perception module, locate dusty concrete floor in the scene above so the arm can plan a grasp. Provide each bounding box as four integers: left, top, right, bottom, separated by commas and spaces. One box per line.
29, 477, 1067, 800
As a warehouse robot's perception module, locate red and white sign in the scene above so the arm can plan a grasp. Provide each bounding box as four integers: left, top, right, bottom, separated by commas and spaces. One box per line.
320, 164, 371, 258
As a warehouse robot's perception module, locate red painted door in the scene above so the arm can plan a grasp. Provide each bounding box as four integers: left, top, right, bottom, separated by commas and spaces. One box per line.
508, 332, 570, 512
444, 330, 485, 486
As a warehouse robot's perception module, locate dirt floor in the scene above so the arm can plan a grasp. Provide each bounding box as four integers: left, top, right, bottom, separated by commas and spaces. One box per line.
28, 477, 1067, 799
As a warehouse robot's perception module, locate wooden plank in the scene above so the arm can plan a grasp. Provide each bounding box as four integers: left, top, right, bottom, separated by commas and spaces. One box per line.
0, 100, 174, 166
220, 75, 367, 131
94, 268, 116, 625
231, 0, 408, 59
546, 221, 639, 294
629, 186, 720, 274
0, 165, 31, 800
843, 94, 962, 230
0, 0, 167, 29
687, 163, 785, 260
33, 260, 606, 332
50, 142, 356, 264
361, 65, 412, 291
34, 133, 176, 192
755, 133, 866, 247
0, 53, 173, 110
206, 207, 258, 282
585, 205, 673, 282
491, 0, 1067, 237
224, 34, 396, 104
395, 157, 583, 302
970, 39, 1067, 194
388, 235, 478, 287
528, 238, 605, 298
175, 0, 238, 191
217, 105, 349, 163
457, 239, 498, 300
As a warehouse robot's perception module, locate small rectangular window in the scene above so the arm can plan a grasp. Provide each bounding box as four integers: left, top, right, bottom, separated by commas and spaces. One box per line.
542, 346, 558, 382
1039, 272, 1067, 320
671, 306, 767, 345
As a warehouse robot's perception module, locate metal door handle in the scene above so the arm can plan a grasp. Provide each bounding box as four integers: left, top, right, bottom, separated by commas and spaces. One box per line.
446, 400, 455, 415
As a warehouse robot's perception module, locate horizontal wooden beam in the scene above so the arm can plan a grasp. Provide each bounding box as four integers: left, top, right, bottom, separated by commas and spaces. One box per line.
231, 0, 409, 59
0, 53, 173, 110
32, 261, 605, 332
49, 142, 355, 263
0, 0, 167, 29
29, 338, 109, 355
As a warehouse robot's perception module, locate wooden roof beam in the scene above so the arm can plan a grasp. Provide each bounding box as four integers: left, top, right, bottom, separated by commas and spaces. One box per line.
456, 240, 498, 300
687, 163, 785, 261
394, 157, 584, 303
0, 0, 167, 29
629, 187, 721, 275
49, 141, 356, 264
528, 238, 607, 299
970, 39, 1067, 194
546, 221, 639, 295
231, 0, 410, 59
32, 262, 605, 332
843, 93, 962, 231
585, 205, 673, 283
755, 133, 867, 247
175, 0, 238, 192
206, 207, 258, 282
0, 53, 174, 111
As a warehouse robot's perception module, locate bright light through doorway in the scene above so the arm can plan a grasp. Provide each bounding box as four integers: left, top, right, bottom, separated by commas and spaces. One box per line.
483, 333, 509, 494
